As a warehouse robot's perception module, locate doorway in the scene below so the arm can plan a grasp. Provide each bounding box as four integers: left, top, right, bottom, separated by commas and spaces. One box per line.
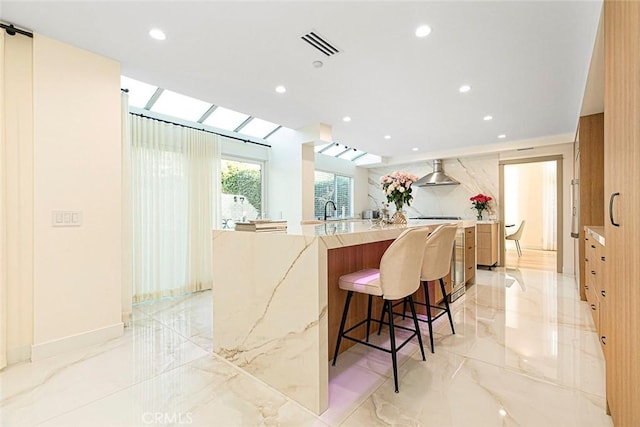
499, 156, 563, 273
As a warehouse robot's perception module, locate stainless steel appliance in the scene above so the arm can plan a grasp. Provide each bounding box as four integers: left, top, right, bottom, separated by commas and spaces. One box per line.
411, 216, 462, 220
449, 227, 466, 302
570, 178, 580, 238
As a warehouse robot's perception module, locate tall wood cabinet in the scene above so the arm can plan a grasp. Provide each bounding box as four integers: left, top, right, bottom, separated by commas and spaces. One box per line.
603, 1, 640, 424
577, 113, 604, 301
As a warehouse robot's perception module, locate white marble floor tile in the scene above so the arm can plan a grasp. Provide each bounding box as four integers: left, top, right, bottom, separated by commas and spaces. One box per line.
149, 292, 213, 353
38, 355, 326, 427
341, 351, 612, 427
322, 327, 422, 426
0, 268, 612, 427
427, 275, 607, 397
0, 319, 208, 427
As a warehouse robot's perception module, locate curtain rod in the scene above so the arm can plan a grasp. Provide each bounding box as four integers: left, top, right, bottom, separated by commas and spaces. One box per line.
128, 111, 272, 148
1, 22, 33, 38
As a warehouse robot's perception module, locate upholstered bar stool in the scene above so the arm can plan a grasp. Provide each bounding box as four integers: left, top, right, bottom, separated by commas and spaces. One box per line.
416, 224, 457, 353
332, 227, 430, 393
378, 224, 457, 353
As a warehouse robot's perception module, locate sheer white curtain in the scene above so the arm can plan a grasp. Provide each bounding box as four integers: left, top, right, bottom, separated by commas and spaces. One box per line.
131, 115, 220, 302
121, 92, 133, 321
542, 161, 557, 250
1, 31, 7, 370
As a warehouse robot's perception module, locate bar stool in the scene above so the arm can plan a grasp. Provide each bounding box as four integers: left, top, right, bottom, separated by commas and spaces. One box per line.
332, 227, 430, 393
416, 224, 457, 353
378, 224, 457, 353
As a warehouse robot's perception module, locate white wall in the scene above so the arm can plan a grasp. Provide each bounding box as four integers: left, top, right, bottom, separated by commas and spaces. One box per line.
221, 136, 270, 161
267, 127, 305, 224
31, 35, 123, 358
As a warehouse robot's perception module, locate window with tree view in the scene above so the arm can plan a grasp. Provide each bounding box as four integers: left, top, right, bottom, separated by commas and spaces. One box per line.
314, 171, 353, 220
221, 159, 263, 227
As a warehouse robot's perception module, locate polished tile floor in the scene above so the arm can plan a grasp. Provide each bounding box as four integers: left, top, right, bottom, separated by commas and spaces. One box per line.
0, 268, 613, 426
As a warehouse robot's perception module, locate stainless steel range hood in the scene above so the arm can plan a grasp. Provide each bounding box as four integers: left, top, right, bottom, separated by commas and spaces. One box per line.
414, 159, 460, 186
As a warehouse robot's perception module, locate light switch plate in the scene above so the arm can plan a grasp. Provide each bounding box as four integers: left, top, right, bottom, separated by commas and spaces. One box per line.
52, 210, 82, 227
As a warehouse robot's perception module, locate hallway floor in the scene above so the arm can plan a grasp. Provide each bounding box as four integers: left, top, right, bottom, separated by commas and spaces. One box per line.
0, 268, 612, 426
505, 247, 557, 271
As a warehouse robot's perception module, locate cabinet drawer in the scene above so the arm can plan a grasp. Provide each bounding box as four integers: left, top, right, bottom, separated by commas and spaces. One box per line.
465, 227, 476, 240
587, 286, 600, 332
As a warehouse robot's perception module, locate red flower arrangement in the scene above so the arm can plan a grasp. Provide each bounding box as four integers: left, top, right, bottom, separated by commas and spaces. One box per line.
470, 193, 492, 219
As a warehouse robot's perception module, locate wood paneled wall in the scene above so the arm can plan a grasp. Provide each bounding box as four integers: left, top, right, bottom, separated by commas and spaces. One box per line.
578, 113, 604, 301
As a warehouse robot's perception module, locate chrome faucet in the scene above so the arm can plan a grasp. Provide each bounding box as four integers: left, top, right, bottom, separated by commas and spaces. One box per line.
324, 200, 337, 220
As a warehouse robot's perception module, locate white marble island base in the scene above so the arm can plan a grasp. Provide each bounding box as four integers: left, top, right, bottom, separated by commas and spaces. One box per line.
212, 220, 463, 414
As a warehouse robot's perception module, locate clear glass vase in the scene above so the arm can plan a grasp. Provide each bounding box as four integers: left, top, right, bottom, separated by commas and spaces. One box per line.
392, 202, 407, 224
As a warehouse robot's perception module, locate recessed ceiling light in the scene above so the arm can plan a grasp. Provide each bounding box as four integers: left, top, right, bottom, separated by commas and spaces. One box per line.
412, 147, 419, 151
149, 28, 166, 41
275, 85, 286, 94
312, 60, 324, 68
498, 134, 506, 139
384, 135, 391, 140
343, 116, 351, 122
499, 409, 507, 417
415, 25, 432, 38
459, 85, 471, 93
483, 115, 493, 121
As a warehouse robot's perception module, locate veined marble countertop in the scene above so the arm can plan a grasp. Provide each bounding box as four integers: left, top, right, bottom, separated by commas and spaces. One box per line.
289, 219, 476, 236
217, 219, 476, 250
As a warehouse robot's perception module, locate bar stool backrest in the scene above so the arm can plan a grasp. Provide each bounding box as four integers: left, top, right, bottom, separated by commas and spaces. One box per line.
379, 227, 431, 300
420, 224, 457, 282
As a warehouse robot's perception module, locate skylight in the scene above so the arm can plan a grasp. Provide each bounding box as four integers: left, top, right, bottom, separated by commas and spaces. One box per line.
150, 90, 212, 122
317, 143, 347, 157
202, 106, 250, 131
353, 153, 382, 166
120, 76, 158, 109
238, 118, 280, 139
340, 148, 366, 161
314, 142, 374, 163
120, 75, 380, 164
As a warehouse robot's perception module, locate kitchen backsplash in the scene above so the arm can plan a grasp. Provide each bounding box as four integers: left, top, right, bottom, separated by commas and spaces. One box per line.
368, 155, 499, 220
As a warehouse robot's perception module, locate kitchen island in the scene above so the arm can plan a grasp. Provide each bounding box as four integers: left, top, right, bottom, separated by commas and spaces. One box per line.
212, 219, 474, 415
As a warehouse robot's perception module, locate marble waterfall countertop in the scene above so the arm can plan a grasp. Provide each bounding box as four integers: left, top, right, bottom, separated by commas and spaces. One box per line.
211, 219, 473, 415
218, 219, 476, 249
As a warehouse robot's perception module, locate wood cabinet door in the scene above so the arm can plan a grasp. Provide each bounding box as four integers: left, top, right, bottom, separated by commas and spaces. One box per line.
604, 0, 640, 423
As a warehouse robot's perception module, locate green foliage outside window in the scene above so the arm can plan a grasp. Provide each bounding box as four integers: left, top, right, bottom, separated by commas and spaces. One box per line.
221, 161, 262, 212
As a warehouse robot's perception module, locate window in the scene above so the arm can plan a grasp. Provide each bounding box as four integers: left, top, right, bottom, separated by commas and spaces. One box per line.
314, 171, 353, 219
221, 159, 263, 227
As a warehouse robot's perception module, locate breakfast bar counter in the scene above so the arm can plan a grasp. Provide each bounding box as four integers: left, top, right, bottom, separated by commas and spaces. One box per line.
212, 219, 473, 414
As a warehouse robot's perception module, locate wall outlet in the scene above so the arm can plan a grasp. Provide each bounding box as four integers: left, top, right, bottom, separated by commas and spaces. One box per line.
52, 210, 82, 227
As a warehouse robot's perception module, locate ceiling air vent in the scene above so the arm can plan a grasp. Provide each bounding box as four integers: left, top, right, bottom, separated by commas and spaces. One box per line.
301, 31, 341, 57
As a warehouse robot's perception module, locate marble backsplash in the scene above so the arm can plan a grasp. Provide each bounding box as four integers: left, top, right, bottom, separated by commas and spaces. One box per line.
368, 155, 500, 220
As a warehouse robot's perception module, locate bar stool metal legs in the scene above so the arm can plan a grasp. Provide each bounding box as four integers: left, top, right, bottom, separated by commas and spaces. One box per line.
385, 299, 399, 392
332, 293, 425, 393
439, 278, 456, 334
332, 291, 353, 366
421, 278, 456, 353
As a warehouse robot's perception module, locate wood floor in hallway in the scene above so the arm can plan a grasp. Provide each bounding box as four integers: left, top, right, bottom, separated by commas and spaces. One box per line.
505, 247, 557, 271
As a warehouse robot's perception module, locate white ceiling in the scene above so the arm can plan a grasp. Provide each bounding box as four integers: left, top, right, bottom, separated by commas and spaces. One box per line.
1, 1, 602, 161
